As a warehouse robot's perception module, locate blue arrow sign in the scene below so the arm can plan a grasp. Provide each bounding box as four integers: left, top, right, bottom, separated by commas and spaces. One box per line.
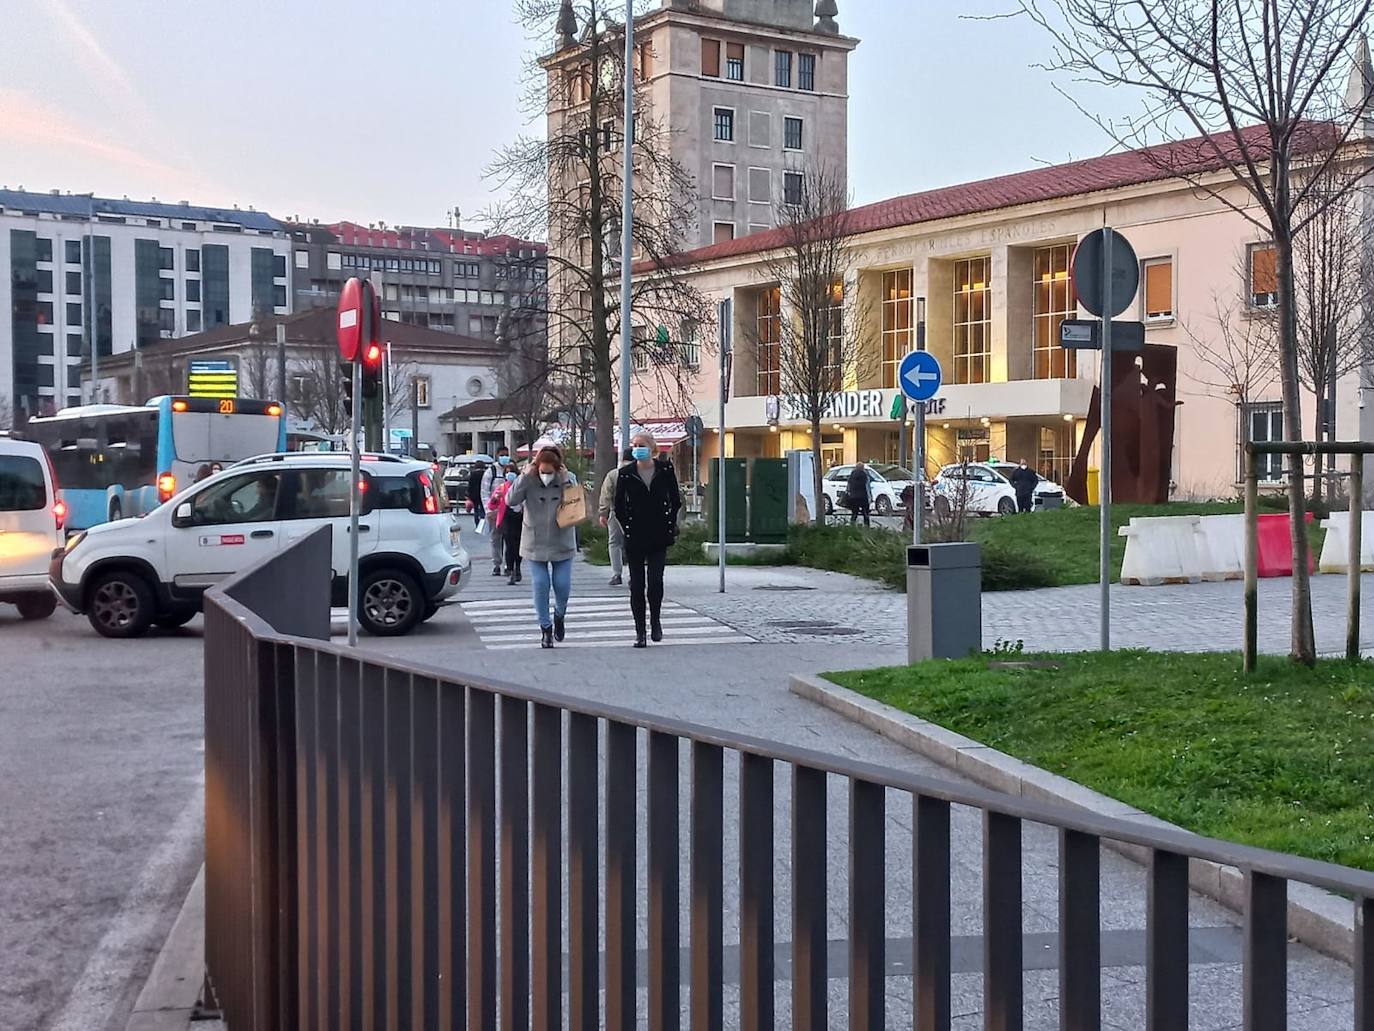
898, 349, 942, 402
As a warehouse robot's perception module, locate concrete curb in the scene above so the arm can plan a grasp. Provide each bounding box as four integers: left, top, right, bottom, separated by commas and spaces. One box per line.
124, 866, 222, 1030
789, 672, 1358, 964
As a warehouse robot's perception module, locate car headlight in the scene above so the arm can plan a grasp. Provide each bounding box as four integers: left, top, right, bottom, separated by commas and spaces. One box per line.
64, 531, 86, 554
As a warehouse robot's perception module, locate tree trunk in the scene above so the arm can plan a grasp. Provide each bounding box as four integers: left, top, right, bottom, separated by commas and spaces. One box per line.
1275, 226, 1316, 664
810, 414, 824, 525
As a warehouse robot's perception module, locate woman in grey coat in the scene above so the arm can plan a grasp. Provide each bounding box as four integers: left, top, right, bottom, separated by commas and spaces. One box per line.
506, 445, 579, 648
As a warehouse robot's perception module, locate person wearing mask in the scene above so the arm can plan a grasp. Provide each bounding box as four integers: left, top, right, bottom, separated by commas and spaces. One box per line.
465, 460, 488, 529
1009, 457, 1038, 513
846, 461, 872, 526
598, 447, 634, 587
507, 446, 578, 648
481, 446, 512, 575
613, 430, 682, 648
193, 463, 213, 483
499, 463, 524, 584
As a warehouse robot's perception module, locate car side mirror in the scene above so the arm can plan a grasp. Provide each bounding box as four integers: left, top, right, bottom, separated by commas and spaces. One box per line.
172, 501, 193, 527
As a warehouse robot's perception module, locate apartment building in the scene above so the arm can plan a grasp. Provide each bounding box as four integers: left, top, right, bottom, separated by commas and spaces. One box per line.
0, 189, 290, 421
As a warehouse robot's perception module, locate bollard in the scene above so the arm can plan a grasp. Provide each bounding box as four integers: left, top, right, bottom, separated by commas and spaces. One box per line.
907, 542, 982, 662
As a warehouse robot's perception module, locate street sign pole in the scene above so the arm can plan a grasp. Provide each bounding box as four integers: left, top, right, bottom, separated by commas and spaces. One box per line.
347, 356, 362, 647
914, 400, 925, 545
1099, 230, 1113, 651
897, 348, 942, 545
718, 299, 732, 594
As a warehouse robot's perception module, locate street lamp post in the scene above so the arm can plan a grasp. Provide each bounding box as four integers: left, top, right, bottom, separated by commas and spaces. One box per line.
617, 0, 635, 466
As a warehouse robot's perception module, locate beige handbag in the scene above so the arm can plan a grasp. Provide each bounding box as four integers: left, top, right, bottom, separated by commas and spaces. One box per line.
556, 481, 588, 528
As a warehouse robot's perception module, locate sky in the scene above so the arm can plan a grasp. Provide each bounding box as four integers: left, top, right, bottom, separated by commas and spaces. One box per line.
0, 0, 1140, 232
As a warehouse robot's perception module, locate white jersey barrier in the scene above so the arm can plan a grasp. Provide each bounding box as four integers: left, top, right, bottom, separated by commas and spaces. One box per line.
1118, 513, 1247, 585
1317, 511, 1374, 573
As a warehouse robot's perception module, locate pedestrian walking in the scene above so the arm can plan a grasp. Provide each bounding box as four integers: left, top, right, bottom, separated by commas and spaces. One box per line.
1009, 457, 1038, 514
499, 464, 524, 584
846, 461, 872, 526
466, 460, 488, 529
481, 446, 512, 575
506, 446, 579, 649
598, 447, 634, 586
613, 430, 682, 648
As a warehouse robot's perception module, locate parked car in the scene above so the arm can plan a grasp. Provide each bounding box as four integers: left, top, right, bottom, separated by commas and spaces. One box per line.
988, 462, 1067, 510
0, 437, 65, 621
443, 455, 493, 511
931, 462, 1019, 516
51, 452, 470, 638
820, 463, 918, 516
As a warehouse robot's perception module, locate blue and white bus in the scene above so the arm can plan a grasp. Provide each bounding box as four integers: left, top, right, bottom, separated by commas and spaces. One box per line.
23, 396, 287, 530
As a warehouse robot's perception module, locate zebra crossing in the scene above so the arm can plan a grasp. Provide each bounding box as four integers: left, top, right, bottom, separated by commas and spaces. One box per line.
459, 595, 756, 650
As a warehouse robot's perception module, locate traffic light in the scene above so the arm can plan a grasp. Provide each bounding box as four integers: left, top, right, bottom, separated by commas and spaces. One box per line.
340, 360, 355, 417
361, 341, 383, 399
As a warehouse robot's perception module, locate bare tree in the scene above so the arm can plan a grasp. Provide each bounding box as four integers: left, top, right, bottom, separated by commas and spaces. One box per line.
1014, 0, 1374, 663
239, 337, 276, 402
754, 164, 875, 523
290, 346, 349, 436
496, 311, 558, 451
484, 0, 710, 489
0, 395, 12, 432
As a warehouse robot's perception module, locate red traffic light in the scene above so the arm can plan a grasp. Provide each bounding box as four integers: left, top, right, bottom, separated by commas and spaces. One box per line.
363, 342, 383, 365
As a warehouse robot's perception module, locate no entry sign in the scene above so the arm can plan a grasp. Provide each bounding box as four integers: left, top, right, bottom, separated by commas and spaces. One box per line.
336, 277, 379, 362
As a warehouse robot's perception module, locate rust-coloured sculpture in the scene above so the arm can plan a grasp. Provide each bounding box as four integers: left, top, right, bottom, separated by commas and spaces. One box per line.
1066, 344, 1181, 505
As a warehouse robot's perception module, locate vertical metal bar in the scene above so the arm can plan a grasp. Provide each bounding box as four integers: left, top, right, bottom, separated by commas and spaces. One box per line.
384, 669, 413, 1031
1245, 446, 1259, 673
437, 680, 465, 1030
984, 811, 1023, 1031
739, 752, 774, 1031
849, 778, 885, 1031
567, 713, 599, 1031
361, 661, 387, 1028
914, 402, 926, 544
467, 689, 497, 1031
348, 357, 362, 646
295, 649, 320, 1030
648, 732, 681, 1031
1356, 896, 1373, 1031
335, 655, 362, 1031
1099, 228, 1113, 652
1349, 455, 1363, 661
411, 678, 441, 1031
691, 742, 724, 1031
1058, 830, 1100, 1031
618, 0, 635, 459
531, 704, 563, 1031
605, 720, 637, 1031
792, 766, 827, 1031
1145, 850, 1188, 1031
1242, 871, 1287, 1031
500, 695, 530, 1031
317, 654, 341, 1030
914, 795, 951, 1031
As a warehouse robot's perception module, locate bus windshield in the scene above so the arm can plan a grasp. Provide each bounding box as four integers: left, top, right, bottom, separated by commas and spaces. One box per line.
172, 411, 282, 465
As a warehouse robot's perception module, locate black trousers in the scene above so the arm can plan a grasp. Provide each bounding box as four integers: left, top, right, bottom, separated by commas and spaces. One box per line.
627, 548, 667, 633
503, 511, 523, 571
849, 497, 871, 525
1016, 491, 1033, 513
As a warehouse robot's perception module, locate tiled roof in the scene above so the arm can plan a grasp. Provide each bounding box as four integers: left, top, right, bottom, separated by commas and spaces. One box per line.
0, 189, 283, 232
321, 220, 546, 257
650, 124, 1320, 271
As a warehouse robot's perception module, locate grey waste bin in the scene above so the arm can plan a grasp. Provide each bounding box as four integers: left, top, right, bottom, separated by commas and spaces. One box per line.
907, 542, 982, 662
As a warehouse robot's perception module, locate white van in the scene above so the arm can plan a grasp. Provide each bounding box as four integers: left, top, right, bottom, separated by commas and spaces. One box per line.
0, 438, 65, 620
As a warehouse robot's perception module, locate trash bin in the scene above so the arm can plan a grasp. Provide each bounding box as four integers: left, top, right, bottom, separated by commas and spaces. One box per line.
907, 542, 982, 662
1086, 468, 1100, 506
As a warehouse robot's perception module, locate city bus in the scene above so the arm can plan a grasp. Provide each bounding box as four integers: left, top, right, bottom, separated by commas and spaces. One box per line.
23, 396, 287, 530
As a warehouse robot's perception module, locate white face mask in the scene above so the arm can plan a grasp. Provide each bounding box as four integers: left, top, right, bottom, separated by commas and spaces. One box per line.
540, 472, 556, 486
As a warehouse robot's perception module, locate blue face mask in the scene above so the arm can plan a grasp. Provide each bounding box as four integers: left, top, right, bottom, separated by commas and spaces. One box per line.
505, 471, 517, 482
497, 455, 510, 466
632, 446, 651, 461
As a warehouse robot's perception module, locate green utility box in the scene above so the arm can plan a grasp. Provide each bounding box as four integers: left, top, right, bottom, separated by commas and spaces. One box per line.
748, 459, 789, 543
706, 458, 748, 542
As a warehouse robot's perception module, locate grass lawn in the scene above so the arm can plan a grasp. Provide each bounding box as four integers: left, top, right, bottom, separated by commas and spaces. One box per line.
827, 651, 1374, 871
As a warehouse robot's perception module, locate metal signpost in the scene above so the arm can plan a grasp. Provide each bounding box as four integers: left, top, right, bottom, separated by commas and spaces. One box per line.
1068, 227, 1140, 651
617, 0, 635, 469
336, 276, 377, 647
898, 349, 942, 544
718, 298, 732, 593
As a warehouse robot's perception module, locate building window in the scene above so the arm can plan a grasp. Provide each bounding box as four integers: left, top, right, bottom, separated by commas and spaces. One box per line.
747, 222, 770, 235
749, 111, 770, 147
36, 269, 53, 294
748, 167, 771, 203
1032, 244, 1076, 379
294, 250, 309, 270
160, 278, 175, 301
36, 301, 54, 325
66, 302, 81, 324
822, 281, 844, 391
158, 309, 176, 332
36, 238, 52, 262
67, 333, 83, 356
1248, 243, 1277, 308
273, 255, 287, 279
756, 286, 782, 395
273, 285, 287, 309
185, 248, 200, 273
713, 222, 736, 245
783, 172, 803, 206
680, 319, 700, 368
159, 247, 174, 270
712, 164, 735, 200
775, 50, 792, 87
65, 240, 82, 264
66, 271, 81, 296
953, 256, 992, 385
881, 268, 913, 388
799, 53, 816, 91
783, 117, 803, 150
186, 279, 200, 302
468, 315, 483, 336
726, 42, 744, 80
186, 309, 202, 333
1243, 402, 1284, 482
1143, 257, 1173, 320
414, 376, 431, 408
327, 252, 342, 271
714, 108, 734, 142
702, 38, 720, 77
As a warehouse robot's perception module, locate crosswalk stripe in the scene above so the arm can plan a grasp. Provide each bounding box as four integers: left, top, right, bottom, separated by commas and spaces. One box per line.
479, 623, 742, 643
475, 616, 717, 632
486, 634, 755, 651
467, 606, 693, 625
459, 594, 755, 650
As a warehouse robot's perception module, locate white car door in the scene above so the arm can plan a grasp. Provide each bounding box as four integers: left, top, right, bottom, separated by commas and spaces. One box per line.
275, 468, 378, 579
165, 469, 284, 589
966, 466, 999, 513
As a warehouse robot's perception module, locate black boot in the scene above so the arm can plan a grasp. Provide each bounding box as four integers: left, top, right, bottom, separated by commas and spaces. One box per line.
553, 613, 566, 642
514, 566, 522, 583
650, 616, 663, 643
541, 625, 554, 649
507, 572, 517, 585
633, 630, 647, 648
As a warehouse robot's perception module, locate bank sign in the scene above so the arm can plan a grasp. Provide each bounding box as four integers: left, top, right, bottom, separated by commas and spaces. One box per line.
778, 389, 944, 421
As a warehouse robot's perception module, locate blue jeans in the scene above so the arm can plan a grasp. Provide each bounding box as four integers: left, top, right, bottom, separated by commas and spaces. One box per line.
529, 558, 572, 629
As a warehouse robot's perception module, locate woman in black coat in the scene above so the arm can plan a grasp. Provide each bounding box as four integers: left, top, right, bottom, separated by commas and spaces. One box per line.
612, 429, 683, 647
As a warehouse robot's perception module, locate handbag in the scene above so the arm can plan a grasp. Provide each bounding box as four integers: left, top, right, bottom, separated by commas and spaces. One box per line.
556, 481, 588, 528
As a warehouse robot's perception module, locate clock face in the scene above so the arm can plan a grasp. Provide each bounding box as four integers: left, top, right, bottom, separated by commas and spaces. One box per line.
467, 376, 484, 397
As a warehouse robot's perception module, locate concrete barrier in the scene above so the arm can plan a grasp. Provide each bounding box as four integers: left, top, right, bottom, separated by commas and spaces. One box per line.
1196, 513, 1246, 581
1118, 515, 1204, 585
1318, 510, 1374, 573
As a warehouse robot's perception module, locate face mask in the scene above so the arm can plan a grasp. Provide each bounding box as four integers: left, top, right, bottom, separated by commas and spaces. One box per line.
506, 472, 517, 482
540, 472, 556, 486
1019, 462, 1027, 469
632, 446, 651, 461
498, 455, 510, 466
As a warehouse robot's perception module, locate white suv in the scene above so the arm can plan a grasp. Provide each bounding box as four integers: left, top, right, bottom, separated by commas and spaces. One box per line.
51, 453, 471, 638
0, 438, 65, 621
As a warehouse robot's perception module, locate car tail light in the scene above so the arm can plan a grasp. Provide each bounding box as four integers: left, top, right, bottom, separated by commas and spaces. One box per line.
417, 472, 439, 514
157, 472, 176, 502
53, 498, 67, 531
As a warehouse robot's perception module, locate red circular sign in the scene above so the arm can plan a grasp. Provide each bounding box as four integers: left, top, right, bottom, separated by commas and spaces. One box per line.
336, 277, 365, 362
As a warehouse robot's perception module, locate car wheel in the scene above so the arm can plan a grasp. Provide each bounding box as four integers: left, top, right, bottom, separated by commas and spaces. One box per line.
875, 495, 893, 516
822, 494, 833, 516
997, 496, 1017, 516
933, 495, 952, 520
87, 571, 154, 638
359, 568, 424, 637
16, 593, 57, 620
154, 607, 198, 630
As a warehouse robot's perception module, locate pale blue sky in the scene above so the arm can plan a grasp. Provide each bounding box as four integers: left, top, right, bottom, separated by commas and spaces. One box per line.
0, 0, 1134, 231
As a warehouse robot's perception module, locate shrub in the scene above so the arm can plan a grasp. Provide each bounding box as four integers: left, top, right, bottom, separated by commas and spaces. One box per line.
979, 541, 1059, 591
787, 522, 907, 589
